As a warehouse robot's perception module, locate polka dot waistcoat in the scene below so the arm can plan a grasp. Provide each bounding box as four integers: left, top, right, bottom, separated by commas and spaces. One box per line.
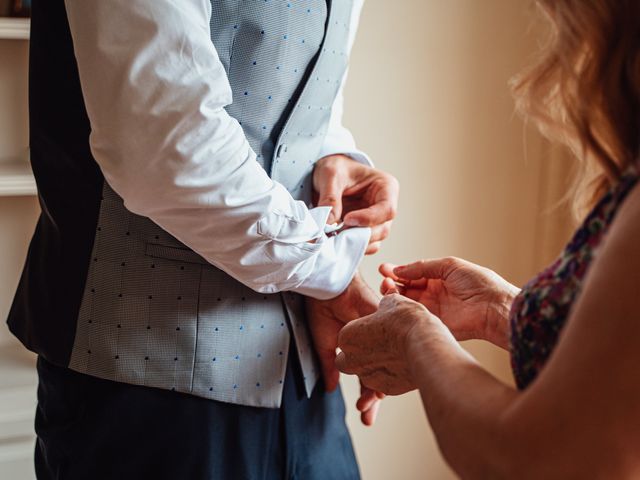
68, 0, 356, 408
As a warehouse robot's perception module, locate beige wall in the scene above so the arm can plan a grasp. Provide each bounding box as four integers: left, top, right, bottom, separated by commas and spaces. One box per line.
0, 38, 33, 348
0, 197, 39, 347
0, 1, 578, 478
340, 1, 574, 479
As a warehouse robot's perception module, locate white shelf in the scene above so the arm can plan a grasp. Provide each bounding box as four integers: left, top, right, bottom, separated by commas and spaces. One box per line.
0, 18, 30, 40
0, 343, 37, 480
0, 343, 37, 440
0, 159, 36, 196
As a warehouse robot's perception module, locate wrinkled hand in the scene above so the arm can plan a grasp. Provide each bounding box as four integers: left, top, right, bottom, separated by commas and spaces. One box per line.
306, 273, 385, 426
380, 258, 520, 349
313, 154, 399, 255
336, 293, 441, 396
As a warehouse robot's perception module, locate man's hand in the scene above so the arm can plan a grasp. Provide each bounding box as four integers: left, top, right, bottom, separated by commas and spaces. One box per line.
313, 155, 399, 255
306, 273, 385, 426
307, 273, 379, 389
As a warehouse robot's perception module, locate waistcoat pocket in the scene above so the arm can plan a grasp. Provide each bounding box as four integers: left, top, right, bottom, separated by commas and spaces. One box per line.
145, 242, 211, 266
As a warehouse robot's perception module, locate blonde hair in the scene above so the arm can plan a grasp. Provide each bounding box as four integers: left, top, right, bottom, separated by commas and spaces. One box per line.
511, 0, 640, 214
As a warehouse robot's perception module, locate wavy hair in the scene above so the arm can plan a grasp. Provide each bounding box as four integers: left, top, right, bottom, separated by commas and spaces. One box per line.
511, 0, 640, 214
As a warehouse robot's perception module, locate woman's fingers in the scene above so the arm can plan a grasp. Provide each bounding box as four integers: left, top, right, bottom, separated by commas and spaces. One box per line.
380, 263, 428, 288
380, 277, 400, 295
379, 262, 398, 279
380, 264, 406, 294
403, 286, 428, 302
394, 257, 458, 281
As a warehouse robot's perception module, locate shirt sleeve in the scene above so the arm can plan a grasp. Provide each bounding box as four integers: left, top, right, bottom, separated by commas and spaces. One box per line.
63, 0, 369, 300
316, 0, 373, 167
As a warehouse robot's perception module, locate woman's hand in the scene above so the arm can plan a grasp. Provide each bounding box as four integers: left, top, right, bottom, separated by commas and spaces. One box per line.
380, 258, 519, 349
336, 293, 451, 395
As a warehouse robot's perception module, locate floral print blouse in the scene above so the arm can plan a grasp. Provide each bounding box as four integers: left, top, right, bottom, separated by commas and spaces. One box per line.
510, 168, 639, 389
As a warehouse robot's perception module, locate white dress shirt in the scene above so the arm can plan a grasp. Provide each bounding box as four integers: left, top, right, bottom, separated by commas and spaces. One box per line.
63, 0, 370, 300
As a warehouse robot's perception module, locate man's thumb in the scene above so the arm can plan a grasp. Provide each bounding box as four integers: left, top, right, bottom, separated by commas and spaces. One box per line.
318, 349, 340, 392
317, 182, 344, 225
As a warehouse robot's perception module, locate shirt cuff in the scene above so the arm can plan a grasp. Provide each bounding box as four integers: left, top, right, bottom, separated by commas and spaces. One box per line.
342, 150, 374, 168
317, 140, 373, 167
293, 225, 371, 300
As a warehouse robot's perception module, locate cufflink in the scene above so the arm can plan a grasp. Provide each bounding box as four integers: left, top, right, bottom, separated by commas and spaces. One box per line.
324, 222, 345, 237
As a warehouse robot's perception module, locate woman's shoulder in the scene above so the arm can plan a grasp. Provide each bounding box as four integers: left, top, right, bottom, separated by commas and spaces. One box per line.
606, 169, 640, 242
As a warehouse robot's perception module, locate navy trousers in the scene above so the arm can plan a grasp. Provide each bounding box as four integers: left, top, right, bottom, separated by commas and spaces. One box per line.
34, 350, 360, 480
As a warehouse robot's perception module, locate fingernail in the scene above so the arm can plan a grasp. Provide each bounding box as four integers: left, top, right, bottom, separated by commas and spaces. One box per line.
344, 218, 360, 227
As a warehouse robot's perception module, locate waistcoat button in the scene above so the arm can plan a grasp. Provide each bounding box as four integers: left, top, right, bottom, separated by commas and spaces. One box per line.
276, 144, 288, 158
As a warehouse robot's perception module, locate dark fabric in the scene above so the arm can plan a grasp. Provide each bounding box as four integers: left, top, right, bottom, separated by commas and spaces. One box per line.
34, 351, 360, 480
509, 168, 639, 389
7, 0, 104, 365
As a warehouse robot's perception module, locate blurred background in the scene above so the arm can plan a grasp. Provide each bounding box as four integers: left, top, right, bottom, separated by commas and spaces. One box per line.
340, 1, 576, 479
0, 1, 578, 478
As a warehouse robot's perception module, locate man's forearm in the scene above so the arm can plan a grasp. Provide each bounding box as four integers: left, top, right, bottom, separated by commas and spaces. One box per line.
64, 0, 370, 298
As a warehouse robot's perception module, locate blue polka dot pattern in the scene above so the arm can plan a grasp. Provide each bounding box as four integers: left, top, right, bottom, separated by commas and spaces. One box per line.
69, 0, 357, 409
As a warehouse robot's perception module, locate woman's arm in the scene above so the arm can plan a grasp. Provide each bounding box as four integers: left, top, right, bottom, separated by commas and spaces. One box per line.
338, 184, 640, 479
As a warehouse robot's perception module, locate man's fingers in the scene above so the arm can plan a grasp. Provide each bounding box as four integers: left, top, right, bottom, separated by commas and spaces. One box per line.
394, 257, 457, 281
343, 201, 396, 228
343, 173, 398, 227
313, 156, 350, 224
369, 221, 392, 243
339, 354, 384, 426
361, 398, 381, 426
365, 242, 382, 255
358, 382, 382, 426
357, 385, 379, 411
316, 179, 345, 225
365, 222, 392, 255
318, 349, 340, 392
335, 350, 353, 374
